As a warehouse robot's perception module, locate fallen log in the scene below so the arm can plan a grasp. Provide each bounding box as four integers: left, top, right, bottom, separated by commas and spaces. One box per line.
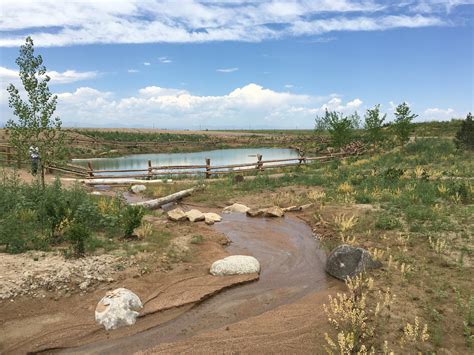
130, 187, 200, 209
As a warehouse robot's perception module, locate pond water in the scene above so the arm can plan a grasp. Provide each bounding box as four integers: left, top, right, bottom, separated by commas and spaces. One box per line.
72, 147, 299, 175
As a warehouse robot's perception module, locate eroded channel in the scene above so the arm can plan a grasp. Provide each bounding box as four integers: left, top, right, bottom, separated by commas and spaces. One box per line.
58, 213, 331, 354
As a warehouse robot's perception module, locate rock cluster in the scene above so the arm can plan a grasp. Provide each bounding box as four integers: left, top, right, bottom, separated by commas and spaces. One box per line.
166, 208, 222, 225
326, 244, 382, 280
95, 288, 143, 330
210, 255, 261, 276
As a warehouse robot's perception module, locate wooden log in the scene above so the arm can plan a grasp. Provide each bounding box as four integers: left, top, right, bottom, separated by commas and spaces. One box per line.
130, 187, 198, 209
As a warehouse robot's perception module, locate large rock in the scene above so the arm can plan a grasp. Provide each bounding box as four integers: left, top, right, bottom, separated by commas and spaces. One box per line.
210, 255, 260, 276
167, 208, 187, 221
131, 185, 146, 194
95, 288, 143, 331
185, 209, 205, 222
326, 244, 382, 281
204, 212, 222, 225
223, 203, 250, 214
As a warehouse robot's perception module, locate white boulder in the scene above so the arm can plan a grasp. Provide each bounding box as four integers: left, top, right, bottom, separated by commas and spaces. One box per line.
131, 185, 146, 194
95, 288, 143, 331
210, 255, 260, 276
223, 203, 250, 214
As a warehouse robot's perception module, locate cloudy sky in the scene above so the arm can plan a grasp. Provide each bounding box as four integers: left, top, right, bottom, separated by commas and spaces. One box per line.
0, 0, 472, 129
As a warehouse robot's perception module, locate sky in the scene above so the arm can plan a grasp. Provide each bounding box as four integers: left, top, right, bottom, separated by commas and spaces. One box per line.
0, 0, 473, 129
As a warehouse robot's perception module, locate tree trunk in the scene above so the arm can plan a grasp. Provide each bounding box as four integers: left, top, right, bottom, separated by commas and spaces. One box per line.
130, 187, 199, 209
41, 163, 45, 189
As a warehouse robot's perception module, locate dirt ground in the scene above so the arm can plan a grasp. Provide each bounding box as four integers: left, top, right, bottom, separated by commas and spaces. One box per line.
0, 180, 345, 354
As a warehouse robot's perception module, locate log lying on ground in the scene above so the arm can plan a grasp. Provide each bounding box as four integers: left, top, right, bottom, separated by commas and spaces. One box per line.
78, 178, 171, 185
130, 187, 199, 209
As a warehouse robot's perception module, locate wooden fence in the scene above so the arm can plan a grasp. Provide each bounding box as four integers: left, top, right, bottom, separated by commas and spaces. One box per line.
82, 151, 354, 180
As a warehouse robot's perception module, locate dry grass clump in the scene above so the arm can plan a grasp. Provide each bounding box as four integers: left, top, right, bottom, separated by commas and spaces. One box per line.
323, 274, 395, 354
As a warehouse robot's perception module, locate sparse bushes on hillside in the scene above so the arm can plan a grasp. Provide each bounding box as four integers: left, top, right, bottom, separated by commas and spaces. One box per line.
454, 112, 474, 150
392, 102, 418, 144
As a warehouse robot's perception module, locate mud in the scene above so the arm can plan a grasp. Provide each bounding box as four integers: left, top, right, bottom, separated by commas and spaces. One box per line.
60, 213, 332, 354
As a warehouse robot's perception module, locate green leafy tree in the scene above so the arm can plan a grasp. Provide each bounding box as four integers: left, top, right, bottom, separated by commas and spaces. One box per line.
454, 112, 474, 150
392, 102, 417, 144
5, 36, 66, 184
364, 104, 387, 143
315, 109, 358, 147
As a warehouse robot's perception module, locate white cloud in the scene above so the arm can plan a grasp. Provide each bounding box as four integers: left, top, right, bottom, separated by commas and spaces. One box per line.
158, 56, 172, 64
0, 0, 457, 47
217, 67, 239, 73
127, 69, 139, 73
423, 107, 457, 120
143, 62, 151, 66
2, 83, 360, 128
284, 84, 294, 89
0, 66, 97, 84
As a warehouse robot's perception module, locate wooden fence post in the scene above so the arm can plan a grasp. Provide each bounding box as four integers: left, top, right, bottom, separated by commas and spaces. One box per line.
6, 146, 11, 164
257, 154, 263, 171
148, 160, 152, 179
87, 162, 94, 177
205, 158, 211, 179
298, 151, 306, 166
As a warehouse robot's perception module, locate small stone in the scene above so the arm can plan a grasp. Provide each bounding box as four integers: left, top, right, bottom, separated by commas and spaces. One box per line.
185, 209, 205, 222
167, 208, 187, 221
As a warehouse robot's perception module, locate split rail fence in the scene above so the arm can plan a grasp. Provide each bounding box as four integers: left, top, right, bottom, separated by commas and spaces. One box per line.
82, 151, 355, 180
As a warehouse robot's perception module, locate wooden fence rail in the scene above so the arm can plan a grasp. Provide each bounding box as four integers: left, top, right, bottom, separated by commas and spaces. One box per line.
83, 150, 359, 180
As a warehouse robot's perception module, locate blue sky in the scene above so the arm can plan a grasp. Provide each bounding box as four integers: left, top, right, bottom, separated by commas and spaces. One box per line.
0, 0, 473, 129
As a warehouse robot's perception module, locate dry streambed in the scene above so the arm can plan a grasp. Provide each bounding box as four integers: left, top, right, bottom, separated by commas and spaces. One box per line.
59, 212, 332, 354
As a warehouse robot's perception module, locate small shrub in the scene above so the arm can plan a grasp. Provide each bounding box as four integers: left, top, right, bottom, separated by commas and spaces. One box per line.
375, 213, 400, 230
66, 222, 90, 257
190, 235, 204, 244
121, 205, 145, 237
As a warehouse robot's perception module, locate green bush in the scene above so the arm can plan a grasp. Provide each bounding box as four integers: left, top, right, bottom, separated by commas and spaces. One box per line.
375, 213, 401, 230
66, 222, 90, 257
454, 112, 474, 150
0, 174, 125, 256
120, 205, 145, 237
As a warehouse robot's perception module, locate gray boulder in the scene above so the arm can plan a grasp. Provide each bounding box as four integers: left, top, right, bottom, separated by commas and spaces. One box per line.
326, 244, 382, 281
